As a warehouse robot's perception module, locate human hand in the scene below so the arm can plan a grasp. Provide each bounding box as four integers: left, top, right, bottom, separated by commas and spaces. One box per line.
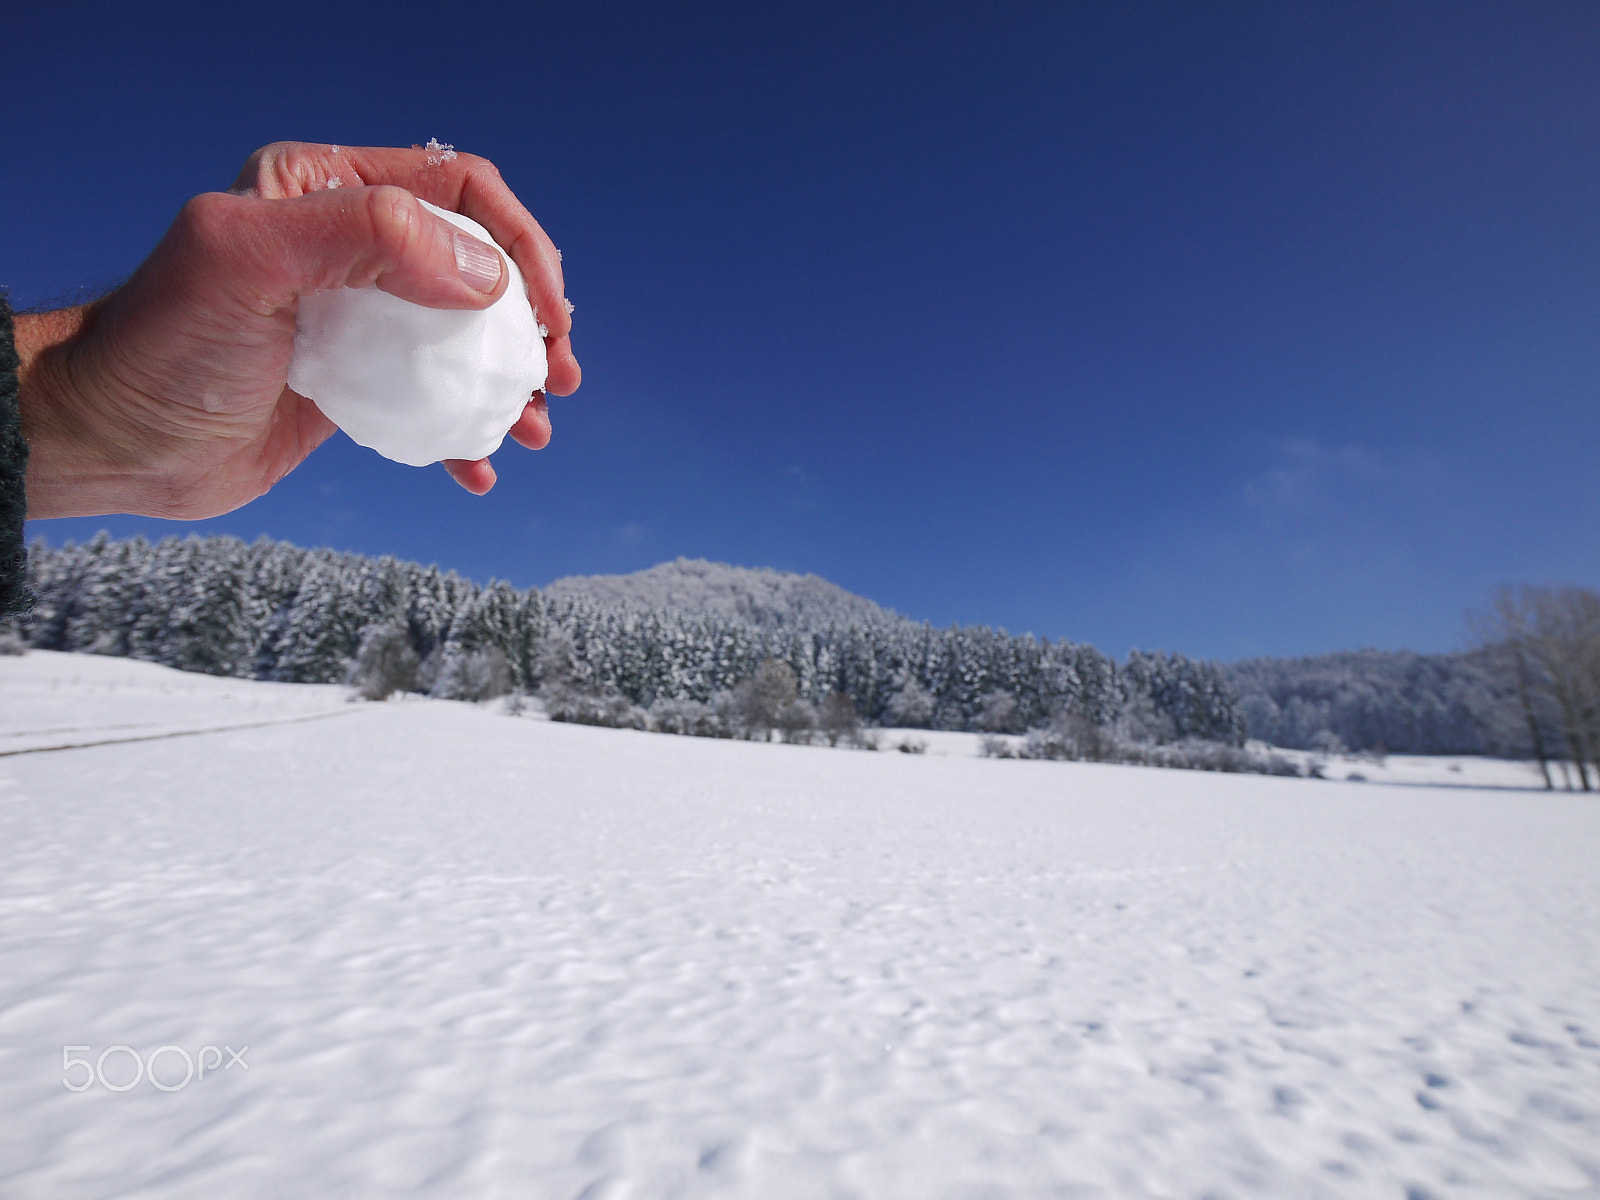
16, 141, 580, 519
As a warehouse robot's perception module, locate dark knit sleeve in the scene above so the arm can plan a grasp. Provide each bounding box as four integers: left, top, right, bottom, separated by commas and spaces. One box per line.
0, 296, 29, 620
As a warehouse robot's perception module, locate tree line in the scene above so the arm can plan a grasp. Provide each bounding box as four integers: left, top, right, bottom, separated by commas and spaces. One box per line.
17, 533, 1246, 745
17, 534, 1593, 786
1222, 587, 1600, 790
1223, 649, 1498, 757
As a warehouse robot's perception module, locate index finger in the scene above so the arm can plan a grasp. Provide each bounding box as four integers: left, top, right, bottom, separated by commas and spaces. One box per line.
231, 142, 571, 342
331, 145, 572, 343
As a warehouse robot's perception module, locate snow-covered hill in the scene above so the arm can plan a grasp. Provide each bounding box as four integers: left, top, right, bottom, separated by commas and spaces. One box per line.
1, 652, 1594, 1199
543, 557, 901, 629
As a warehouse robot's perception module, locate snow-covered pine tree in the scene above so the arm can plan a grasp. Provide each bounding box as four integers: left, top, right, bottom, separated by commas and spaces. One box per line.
163, 536, 253, 676
270, 555, 361, 683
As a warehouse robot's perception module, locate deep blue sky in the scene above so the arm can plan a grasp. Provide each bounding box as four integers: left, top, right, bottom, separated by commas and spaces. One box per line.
8, 2, 1598, 659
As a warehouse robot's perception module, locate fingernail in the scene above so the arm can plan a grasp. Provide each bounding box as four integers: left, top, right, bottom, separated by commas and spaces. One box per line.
454, 232, 503, 293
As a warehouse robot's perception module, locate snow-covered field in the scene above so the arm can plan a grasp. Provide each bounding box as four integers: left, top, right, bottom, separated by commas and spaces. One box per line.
1, 651, 1596, 1199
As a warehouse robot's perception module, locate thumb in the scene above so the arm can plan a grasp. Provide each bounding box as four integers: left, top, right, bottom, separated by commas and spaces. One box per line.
174, 186, 508, 314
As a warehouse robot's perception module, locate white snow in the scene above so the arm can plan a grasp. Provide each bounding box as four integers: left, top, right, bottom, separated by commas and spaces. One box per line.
0, 651, 346, 754
287, 199, 546, 467
2, 651, 1596, 1199
1265, 746, 1557, 791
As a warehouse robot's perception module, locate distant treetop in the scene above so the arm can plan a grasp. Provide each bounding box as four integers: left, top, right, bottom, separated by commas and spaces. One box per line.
542, 558, 902, 631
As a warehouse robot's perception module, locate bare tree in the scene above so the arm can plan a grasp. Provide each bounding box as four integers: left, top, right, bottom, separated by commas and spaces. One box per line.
1527, 587, 1600, 788
347, 620, 418, 701
978, 689, 1020, 733
818, 692, 860, 746
425, 645, 512, 702
1473, 597, 1554, 789
1471, 585, 1600, 790
732, 658, 809, 742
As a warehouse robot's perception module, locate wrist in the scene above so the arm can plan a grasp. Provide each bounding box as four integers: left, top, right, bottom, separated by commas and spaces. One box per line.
15, 305, 162, 519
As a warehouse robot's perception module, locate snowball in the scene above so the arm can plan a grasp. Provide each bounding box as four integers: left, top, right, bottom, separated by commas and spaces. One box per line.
288, 199, 547, 468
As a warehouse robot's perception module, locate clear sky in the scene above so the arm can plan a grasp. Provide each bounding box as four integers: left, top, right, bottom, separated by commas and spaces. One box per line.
8, 1, 1598, 660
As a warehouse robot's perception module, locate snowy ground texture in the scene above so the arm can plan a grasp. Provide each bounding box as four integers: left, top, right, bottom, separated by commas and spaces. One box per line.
2, 652, 1597, 1200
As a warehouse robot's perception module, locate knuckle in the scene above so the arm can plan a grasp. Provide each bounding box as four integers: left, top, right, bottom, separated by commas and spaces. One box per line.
230, 146, 269, 188
174, 191, 234, 248
271, 145, 319, 195
460, 154, 502, 178
242, 142, 327, 197
253, 142, 295, 178
363, 184, 421, 262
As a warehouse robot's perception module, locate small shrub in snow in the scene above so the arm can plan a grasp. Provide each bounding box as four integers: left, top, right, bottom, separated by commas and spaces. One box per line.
778, 699, 817, 745
817, 692, 861, 747
1003, 711, 1306, 777
1267, 757, 1304, 776
886, 670, 935, 727
727, 659, 814, 742
850, 726, 882, 751
649, 697, 731, 738
430, 646, 512, 702
1025, 713, 1118, 762
896, 737, 928, 755
979, 734, 1016, 758
347, 621, 418, 700
541, 681, 650, 730
979, 689, 1021, 733
810, 695, 877, 750
1310, 729, 1347, 756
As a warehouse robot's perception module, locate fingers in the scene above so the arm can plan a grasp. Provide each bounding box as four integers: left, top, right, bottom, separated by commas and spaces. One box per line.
544, 335, 582, 396
453, 162, 570, 341
223, 141, 576, 492
507, 394, 552, 450
176, 188, 509, 314
231, 142, 575, 344
228, 142, 348, 198
440, 396, 551, 491
443, 457, 497, 494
